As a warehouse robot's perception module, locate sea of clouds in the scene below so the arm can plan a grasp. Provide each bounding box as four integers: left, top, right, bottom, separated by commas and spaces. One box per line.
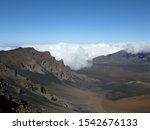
25, 43, 124, 70
1, 42, 150, 70
26, 42, 150, 70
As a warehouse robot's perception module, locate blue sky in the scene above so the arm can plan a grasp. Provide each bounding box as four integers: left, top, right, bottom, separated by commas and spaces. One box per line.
0, 0, 150, 45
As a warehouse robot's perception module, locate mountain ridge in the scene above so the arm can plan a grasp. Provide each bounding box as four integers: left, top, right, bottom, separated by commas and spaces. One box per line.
93, 50, 150, 65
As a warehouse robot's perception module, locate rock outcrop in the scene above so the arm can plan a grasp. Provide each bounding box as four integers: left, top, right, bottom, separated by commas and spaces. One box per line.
0, 47, 72, 80
0, 47, 75, 112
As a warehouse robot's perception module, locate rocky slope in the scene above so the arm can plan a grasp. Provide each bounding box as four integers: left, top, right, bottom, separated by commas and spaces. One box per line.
0, 47, 72, 80
0, 47, 73, 112
0, 47, 101, 112
93, 50, 150, 65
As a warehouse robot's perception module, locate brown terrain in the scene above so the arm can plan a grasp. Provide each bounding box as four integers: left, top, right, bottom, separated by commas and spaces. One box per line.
0, 48, 150, 112
78, 50, 150, 112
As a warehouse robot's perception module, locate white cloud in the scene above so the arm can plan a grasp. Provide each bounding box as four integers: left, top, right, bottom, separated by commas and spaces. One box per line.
25, 42, 123, 70
124, 42, 150, 54
1, 42, 150, 70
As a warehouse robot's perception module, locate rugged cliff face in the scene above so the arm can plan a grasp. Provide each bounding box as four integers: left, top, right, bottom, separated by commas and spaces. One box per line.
0, 47, 101, 113
0, 47, 72, 80
0, 47, 76, 112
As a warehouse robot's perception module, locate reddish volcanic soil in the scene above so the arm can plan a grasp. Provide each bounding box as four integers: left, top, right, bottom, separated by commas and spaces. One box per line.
102, 94, 150, 112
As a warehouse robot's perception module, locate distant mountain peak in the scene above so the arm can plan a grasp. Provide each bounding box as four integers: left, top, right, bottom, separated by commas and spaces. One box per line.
93, 50, 150, 65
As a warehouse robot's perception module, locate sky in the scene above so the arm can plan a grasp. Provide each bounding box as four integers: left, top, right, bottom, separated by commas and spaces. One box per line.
0, 0, 150, 45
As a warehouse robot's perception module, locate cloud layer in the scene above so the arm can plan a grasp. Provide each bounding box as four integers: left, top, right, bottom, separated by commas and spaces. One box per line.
124, 42, 150, 54
25, 43, 123, 70
1, 42, 150, 70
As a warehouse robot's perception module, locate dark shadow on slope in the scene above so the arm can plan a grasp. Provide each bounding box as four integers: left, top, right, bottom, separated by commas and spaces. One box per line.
0, 95, 18, 113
